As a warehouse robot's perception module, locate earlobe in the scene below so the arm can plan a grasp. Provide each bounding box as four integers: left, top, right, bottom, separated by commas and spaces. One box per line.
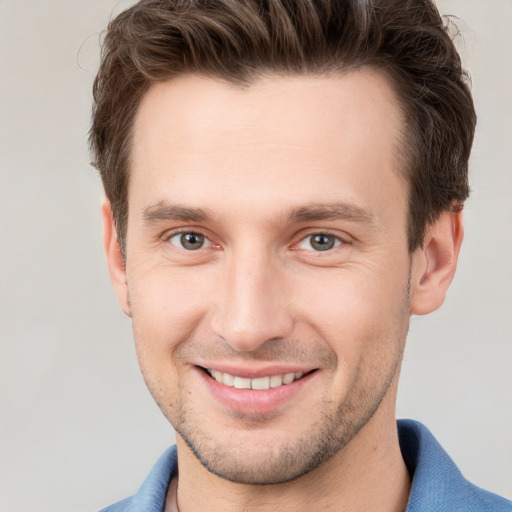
102, 200, 131, 317
410, 210, 464, 315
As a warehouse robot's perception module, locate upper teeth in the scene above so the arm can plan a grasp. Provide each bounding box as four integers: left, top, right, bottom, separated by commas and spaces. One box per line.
207, 369, 304, 390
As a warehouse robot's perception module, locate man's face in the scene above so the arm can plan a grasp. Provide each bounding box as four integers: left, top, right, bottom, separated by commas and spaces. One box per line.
120, 70, 415, 484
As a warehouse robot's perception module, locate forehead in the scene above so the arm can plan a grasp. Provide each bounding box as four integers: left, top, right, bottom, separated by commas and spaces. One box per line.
129, 70, 407, 226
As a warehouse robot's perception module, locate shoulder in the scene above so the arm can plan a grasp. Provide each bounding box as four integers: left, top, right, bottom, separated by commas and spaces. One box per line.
97, 446, 178, 512
98, 496, 133, 512
398, 419, 512, 512
464, 485, 512, 512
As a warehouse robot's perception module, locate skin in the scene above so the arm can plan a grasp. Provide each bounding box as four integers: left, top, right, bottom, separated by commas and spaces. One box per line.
103, 70, 463, 512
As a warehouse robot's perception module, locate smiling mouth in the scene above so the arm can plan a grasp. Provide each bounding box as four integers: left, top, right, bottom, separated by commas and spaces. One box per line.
203, 368, 315, 390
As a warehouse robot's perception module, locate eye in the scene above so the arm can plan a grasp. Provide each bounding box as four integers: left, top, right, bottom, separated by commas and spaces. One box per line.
297, 233, 343, 252
168, 232, 209, 250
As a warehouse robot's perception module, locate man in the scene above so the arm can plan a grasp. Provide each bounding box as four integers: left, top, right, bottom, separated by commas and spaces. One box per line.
90, 0, 511, 510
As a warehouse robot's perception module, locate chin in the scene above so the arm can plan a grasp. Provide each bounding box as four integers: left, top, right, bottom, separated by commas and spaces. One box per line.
173, 404, 379, 485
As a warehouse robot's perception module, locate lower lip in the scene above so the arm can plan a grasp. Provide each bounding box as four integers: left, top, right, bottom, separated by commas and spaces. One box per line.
197, 368, 316, 416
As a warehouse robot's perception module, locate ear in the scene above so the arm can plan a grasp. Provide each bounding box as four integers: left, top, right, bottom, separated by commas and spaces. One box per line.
102, 200, 131, 317
410, 210, 464, 315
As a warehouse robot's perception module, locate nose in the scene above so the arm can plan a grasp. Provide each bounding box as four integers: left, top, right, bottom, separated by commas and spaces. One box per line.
211, 249, 294, 352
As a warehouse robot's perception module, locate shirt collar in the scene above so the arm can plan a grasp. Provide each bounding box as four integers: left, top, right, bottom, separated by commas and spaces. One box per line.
126, 420, 510, 512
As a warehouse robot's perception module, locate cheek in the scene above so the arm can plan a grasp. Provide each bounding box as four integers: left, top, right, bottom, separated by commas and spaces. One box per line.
292, 263, 410, 353
127, 265, 214, 360
294, 268, 410, 402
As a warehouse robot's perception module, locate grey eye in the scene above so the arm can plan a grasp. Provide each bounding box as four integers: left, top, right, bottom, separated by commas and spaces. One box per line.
169, 232, 206, 250
298, 234, 342, 252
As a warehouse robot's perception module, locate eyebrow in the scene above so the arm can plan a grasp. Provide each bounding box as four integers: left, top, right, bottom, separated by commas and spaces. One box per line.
287, 203, 375, 224
142, 201, 374, 226
143, 202, 209, 224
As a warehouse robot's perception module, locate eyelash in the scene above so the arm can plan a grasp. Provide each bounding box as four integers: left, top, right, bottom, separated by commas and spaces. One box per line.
166, 230, 213, 251
295, 232, 344, 252
164, 229, 346, 254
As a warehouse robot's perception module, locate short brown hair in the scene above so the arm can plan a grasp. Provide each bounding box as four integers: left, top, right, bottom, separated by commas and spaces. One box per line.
90, 0, 476, 254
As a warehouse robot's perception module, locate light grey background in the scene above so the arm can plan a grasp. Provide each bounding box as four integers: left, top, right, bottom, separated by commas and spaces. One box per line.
0, 1, 510, 511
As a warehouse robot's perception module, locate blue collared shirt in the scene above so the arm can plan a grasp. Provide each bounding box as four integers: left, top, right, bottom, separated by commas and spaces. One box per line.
99, 419, 512, 511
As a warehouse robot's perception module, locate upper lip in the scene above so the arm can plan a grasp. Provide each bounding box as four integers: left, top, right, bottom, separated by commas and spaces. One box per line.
195, 363, 316, 379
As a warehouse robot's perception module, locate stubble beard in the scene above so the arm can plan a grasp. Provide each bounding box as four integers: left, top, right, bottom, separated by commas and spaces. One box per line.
136, 275, 412, 486
156, 320, 408, 486
170, 345, 405, 486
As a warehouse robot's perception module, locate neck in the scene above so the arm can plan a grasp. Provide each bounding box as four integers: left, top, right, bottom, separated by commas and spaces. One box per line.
167, 409, 410, 512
